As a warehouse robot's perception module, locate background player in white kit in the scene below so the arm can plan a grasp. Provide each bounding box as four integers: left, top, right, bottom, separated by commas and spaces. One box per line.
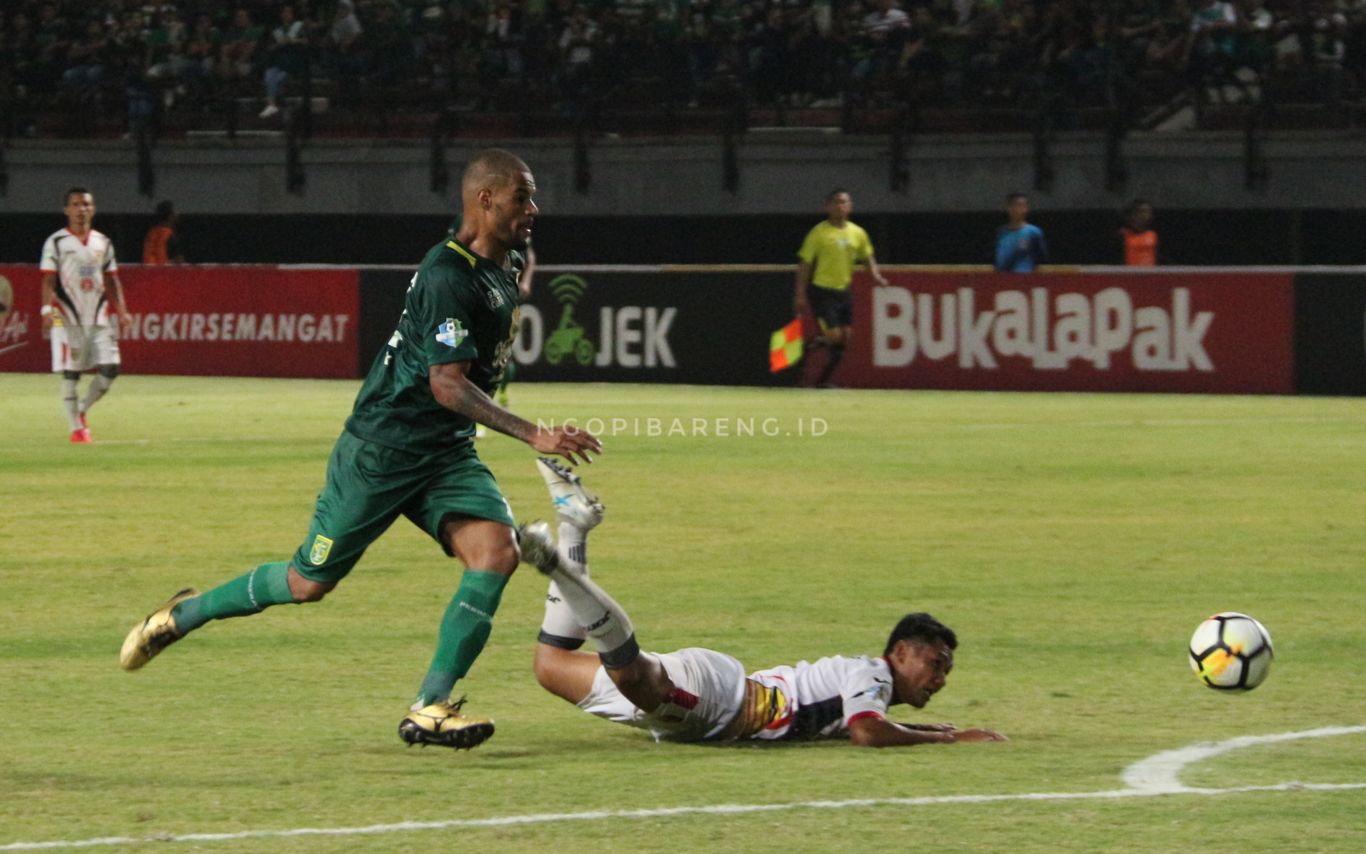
520, 461, 1006, 747
40, 188, 131, 444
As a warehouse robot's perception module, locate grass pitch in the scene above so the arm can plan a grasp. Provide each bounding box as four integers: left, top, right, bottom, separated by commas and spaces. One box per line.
1, 375, 1363, 853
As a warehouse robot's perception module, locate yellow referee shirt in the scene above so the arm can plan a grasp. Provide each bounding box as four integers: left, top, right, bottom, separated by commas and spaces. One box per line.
797, 221, 874, 292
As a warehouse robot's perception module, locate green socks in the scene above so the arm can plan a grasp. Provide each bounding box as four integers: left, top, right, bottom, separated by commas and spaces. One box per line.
167, 563, 509, 707
170, 561, 296, 633
417, 569, 510, 706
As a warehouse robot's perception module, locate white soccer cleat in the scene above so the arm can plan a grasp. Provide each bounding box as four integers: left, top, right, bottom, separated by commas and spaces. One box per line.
536, 457, 604, 531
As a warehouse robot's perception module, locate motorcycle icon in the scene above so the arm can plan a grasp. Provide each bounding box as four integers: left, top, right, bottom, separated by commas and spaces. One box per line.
545, 303, 595, 366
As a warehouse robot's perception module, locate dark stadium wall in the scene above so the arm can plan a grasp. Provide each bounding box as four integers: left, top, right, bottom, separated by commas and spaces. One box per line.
0, 209, 1357, 266
1293, 274, 1366, 395
5, 133, 1366, 265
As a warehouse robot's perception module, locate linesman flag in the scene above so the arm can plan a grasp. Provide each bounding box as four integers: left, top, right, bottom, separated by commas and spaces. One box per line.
769, 318, 804, 373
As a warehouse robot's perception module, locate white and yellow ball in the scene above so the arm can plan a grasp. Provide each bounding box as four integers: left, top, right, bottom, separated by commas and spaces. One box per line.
1189, 612, 1274, 691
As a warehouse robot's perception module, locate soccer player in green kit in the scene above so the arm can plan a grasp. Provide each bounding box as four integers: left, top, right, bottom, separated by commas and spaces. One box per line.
118, 149, 602, 750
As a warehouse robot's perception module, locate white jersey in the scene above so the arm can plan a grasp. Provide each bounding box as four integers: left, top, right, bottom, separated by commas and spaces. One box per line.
40, 228, 119, 328
746, 655, 894, 741
578, 649, 896, 744
577, 648, 748, 743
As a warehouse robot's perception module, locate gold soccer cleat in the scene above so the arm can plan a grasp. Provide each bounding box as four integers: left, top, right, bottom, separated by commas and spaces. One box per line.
398, 697, 495, 750
119, 588, 198, 671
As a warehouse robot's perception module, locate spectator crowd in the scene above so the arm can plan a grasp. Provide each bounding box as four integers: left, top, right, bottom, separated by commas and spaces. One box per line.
5, 0, 1366, 133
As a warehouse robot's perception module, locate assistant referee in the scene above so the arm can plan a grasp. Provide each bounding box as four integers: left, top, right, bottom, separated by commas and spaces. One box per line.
793, 188, 887, 387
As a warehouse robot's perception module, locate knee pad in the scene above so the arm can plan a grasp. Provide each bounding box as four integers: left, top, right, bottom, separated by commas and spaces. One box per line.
63, 370, 81, 381
98, 364, 120, 379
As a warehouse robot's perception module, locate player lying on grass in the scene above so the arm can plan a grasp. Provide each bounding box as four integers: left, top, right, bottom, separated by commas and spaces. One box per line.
518, 460, 1006, 746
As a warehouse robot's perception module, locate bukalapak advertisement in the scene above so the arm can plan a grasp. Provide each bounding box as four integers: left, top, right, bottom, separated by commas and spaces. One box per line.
841, 272, 1296, 394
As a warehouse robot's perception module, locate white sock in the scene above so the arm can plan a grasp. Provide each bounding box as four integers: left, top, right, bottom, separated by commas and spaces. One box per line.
61, 378, 82, 430
546, 559, 638, 668
80, 374, 113, 414
558, 521, 586, 568
538, 525, 588, 648
538, 578, 586, 648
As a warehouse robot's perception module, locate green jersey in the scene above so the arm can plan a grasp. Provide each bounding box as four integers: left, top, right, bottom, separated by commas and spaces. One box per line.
346, 239, 523, 453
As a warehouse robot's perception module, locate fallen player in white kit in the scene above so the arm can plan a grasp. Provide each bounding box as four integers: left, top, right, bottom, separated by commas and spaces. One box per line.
521, 460, 1006, 747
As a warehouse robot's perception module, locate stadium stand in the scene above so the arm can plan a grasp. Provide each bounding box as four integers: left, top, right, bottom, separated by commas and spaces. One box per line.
2, 0, 1365, 142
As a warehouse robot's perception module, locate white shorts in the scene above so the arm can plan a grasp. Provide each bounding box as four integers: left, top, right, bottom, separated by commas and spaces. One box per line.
576, 647, 747, 742
55, 324, 120, 372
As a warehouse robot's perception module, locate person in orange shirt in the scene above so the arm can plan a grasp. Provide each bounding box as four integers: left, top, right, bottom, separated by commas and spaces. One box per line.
1118, 199, 1160, 266
143, 200, 183, 265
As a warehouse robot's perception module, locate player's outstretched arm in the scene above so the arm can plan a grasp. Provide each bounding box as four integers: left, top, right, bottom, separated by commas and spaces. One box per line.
949, 727, 1007, 743
848, 715, 1006, 747
429, 362, 602, 464
898, 722, 955, 732
527, 423, 602, 465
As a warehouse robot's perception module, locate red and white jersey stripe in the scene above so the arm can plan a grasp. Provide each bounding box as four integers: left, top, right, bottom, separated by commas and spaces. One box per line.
40, 228, 119, 328
747, 655, 894, 741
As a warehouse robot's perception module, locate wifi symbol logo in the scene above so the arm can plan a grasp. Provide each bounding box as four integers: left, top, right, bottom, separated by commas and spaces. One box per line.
545, 274, 597, 366
550, 274, 588, 306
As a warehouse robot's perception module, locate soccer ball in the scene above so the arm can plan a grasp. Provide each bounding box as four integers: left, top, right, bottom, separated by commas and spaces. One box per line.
1188, 612, 1274, 691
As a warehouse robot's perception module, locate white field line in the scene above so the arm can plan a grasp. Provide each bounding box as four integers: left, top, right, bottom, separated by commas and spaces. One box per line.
950, 415, 1364, 431
68, 436, 292, 446
2, 725, 1362, 852
3, 783, 1366, 852
39, 414, 1365, 448
1121, 724, 1366, 792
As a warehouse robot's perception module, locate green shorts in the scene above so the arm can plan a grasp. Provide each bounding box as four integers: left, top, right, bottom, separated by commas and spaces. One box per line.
291, 430, 515, 583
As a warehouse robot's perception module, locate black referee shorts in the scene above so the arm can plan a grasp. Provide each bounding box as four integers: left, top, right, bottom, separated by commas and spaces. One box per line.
807, 284, 853, 330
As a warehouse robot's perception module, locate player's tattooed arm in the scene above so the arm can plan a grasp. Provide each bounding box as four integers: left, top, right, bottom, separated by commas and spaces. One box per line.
430, 361, 534, 437
429, 362, 603, 464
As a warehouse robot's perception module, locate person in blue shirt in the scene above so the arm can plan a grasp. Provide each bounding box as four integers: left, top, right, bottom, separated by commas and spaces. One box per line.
994, 192, 1049, 273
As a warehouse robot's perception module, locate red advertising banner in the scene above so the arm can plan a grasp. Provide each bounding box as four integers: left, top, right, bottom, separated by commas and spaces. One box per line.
0, 265, 360, 378
0, 266, 46, 372
838, 272, 1295, 394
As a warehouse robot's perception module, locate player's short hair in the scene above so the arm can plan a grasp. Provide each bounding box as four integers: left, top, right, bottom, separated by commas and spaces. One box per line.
155, 200, 175, 220
1126, 198, 1152, 215
884, 612, 958, 656
1005, 191, 1029, 204
825, 187, 850, 203
65, 187, 91, 204
462, 148, 529, 196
